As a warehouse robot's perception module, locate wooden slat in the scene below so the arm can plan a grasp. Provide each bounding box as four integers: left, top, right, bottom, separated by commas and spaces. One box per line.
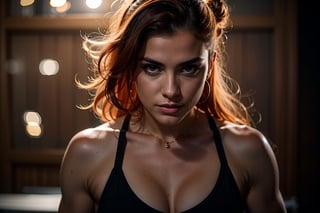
273, 0, 298, 198
13, 164, 60, 192
10, 34, 29, 148
57, 34, 74, 145
0, 0, 12, 193
38, 34, 59, 148
227, 30, 273, 135
3, 15, 109, 31
10, 149, 64, 164
3, 15, 275, 31
231, 15, 276, 29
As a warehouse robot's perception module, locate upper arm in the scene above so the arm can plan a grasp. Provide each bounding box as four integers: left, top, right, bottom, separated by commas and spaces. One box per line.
222, 124, 286, 213
244, 132, 286, 213
58, 133, 96, 213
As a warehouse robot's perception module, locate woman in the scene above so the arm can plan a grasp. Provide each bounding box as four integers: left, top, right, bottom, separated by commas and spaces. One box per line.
59, 0, 287, 212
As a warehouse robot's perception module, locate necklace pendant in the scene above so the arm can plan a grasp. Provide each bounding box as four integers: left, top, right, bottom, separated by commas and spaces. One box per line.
165, 142, 170, 148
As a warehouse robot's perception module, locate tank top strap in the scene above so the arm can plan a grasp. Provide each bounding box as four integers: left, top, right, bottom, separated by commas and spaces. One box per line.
206, 113, 228, 166
114, 114, 131, 169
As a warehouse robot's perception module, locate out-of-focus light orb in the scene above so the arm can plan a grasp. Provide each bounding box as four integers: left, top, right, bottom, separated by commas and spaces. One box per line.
20, 0, 35, 7
23, 111, 43, 138
26, 122, 42, 137
39, 59, 59, 76
56, 1, 71, 13
24, 111, 42, 125
50, 0, 67, 8
86, 0, 102, 9
6, 59, 24, 75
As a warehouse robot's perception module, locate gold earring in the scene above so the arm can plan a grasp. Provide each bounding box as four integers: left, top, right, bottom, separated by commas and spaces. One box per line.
197, 80, 211, 105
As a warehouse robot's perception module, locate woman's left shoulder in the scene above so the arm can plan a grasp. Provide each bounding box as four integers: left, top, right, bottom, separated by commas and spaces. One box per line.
219, 123, 270, 151
218, 122, 281, 194
218, 122, 276, 163
217, 123, 286, 212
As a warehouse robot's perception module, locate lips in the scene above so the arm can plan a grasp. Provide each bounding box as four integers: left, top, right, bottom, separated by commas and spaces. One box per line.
158, 103, 181, 114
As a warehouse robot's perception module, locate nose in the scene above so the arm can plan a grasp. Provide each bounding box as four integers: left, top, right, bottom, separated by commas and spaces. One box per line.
161, 73, 181, 100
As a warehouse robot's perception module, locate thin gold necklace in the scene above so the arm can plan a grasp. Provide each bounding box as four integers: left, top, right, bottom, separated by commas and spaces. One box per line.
152, 136, 176, 149
163, 140, 175, 149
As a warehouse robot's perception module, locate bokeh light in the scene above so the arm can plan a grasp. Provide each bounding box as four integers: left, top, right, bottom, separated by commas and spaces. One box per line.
23, 111, 43, 138
26, 122, 42, 137
86, 0, 102, 9
55, 1, 71, 13
50, 0, 67, 8
39, 59, 59, 76
20, 0, 35, 7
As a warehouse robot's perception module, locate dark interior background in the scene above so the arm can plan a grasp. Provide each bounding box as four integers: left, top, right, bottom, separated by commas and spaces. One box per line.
0, 0, 319, 212
297, 0, 319, 212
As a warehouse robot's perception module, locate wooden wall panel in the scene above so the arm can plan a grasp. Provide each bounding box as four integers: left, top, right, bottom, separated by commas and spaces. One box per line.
3, 31, 97, 191
38, 35, 59, 149
57, 34, 74, 147
7, 32, 96, 150
226, 28, 294, 198
1, 0, 298, 206
12, 164, 60, 193
227, 30, 273, 139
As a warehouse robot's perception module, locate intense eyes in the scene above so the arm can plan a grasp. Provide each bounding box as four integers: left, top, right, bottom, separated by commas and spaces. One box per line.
141, 63, 160, 74
181, 64, 200, 74
140, 63, 201, 76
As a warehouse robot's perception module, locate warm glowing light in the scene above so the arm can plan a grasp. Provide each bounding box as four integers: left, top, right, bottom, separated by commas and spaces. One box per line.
23, 111, 43, 138
24, 111, 42, 125
26, 122, 42, 137
55, 1, 71, 13
86, 0, 102, 9
39, 59, 59, 76
20, 0, 35, 7
50, 0, 67, 8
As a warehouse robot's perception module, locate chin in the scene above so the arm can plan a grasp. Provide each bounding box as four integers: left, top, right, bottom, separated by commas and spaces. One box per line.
156, 113, 187, 126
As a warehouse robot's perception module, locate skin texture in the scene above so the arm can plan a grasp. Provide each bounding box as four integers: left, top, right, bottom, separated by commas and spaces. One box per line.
59, 30, 286, 213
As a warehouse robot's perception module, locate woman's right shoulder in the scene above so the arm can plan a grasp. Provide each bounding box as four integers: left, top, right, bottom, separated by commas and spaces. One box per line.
62, 116, 126, 163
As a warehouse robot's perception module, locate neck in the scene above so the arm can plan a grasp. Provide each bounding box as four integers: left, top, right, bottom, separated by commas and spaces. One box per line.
138, 109, 204, 143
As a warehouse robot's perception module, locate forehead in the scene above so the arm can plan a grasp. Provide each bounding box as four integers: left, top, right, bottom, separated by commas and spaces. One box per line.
142, 30, 209, 62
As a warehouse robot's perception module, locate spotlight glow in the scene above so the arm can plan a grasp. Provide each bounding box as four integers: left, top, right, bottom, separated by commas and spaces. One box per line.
50, 0, 67, 8
86, 0, 102, 9
55, 1, 71, 13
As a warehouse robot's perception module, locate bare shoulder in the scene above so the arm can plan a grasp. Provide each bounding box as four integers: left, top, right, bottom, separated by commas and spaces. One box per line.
218, 122, 286, 212
219, 122, 274, 160
59, 116, 127, 187
63, 117, 125, 162
218, 122, 278, 190
58, 117, 126, 213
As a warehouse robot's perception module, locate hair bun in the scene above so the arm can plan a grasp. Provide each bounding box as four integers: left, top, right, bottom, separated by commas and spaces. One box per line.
206, 0, 232, 37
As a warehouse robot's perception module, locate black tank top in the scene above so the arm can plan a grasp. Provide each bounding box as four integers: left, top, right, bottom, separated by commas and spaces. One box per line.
97, 114, 246, 212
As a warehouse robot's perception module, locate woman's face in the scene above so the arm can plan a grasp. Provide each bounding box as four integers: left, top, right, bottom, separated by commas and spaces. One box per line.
135, 30, 210, 126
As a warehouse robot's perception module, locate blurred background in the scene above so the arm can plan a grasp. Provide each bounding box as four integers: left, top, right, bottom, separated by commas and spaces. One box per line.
0, 0, 318, 212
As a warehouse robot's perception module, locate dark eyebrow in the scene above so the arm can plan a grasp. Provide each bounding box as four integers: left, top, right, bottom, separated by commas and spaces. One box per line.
139, 57, 163, 67
139, 57, 203, 66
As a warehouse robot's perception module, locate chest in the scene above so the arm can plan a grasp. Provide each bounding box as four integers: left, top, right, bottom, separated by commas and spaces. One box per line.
121, 143, 222, 212
89, 137, 245, 212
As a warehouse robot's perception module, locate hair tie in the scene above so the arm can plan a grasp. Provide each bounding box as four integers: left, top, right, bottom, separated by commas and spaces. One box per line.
127, 0, 146, 15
